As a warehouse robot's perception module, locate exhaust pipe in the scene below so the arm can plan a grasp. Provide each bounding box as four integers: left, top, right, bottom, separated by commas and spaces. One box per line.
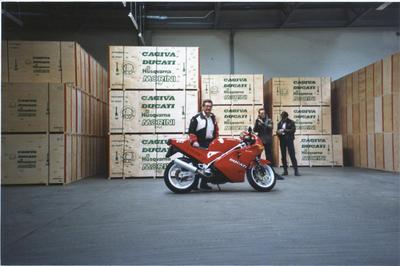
174, 158, 198, 173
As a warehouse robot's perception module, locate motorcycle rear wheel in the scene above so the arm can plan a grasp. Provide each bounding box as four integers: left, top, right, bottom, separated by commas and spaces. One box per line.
163, 157, 197, 194
246, 163, 276, 192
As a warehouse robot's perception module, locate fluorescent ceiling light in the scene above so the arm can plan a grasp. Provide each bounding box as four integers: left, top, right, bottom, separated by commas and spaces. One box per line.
128, 12, 139, 30
376, 2, 391, 11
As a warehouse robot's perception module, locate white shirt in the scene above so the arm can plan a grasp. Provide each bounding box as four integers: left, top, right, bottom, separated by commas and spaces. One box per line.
204, 112, 214, 139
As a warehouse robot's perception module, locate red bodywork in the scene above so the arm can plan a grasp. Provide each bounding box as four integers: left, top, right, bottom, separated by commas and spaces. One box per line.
168, 134, 269, 183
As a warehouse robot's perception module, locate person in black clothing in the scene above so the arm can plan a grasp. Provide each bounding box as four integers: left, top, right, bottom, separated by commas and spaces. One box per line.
277, 111, 301, 176
254, 108, 284, 180
188, 99, 219, 189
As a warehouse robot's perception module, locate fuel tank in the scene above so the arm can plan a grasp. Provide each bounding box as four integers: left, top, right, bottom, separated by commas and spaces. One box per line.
208, 137, 240, 153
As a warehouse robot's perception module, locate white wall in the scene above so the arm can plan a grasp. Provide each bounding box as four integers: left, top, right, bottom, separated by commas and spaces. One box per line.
151, 28, 400, 80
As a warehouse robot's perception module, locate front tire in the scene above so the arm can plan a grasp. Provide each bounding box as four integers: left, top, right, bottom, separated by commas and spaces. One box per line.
247, 163, 276, 192
164, 157, 197, 194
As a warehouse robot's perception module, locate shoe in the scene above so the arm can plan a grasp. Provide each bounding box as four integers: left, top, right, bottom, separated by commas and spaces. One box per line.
200, 184, 212, 190
276, 175, 285, 180
282, 170, 288, 176
294, 169, 301, 176
192, 186, 199, 190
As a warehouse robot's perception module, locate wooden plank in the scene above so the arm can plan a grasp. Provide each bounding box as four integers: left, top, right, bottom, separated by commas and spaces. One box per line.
77, 135, 82, 179
109, 90, 198, 134
71, 135, 77, 181
346, 75, 353, 106
109, 46, 199, 90
382, 55, 392, 95
344, 135, 353, 166
60, 41, 77, 85
352, 71, 359, 104
366, 98, 375, 134
393, 53, 400, 95
332, 135, 343, 166
49, 133, 67, 184
359, 134, 368, 168
352, 103, 360, 134
346, 103, 352, 134
366, 64, 374, 100
374, 96, 383, 133
2, 83, 48, 132
49, 83, 66, 132
367, 134, 375, 169
382, 94, 393, 132
393, 93, 400, 133
358, 68, 366, 103
201, 74, 264, 105
1, 134, 48, 184
375, 133, 384, 170
394, 133, 400, 172
383, 133, 393, 171
374, 60, 382, 97
359, 101, 366, 134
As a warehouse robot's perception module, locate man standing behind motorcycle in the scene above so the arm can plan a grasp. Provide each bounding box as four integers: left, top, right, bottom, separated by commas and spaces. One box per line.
188, 99, 219, 190
277, 111, 301, 176
254, 108, 284, 180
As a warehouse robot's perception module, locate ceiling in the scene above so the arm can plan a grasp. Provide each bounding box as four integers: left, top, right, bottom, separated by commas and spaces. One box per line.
2, 2, 399, 32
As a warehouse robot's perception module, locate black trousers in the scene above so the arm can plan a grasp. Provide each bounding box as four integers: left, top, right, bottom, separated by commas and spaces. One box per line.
279, 138, 298, 168
199, 139, 213, 148
262, 142, 273, 164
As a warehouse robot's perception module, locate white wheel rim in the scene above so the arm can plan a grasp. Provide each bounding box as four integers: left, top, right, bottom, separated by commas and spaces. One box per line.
168, 163, 196, 189
251, 164, 275, 188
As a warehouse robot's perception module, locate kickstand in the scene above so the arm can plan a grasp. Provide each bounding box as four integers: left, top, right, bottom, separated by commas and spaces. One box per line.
216, 184, 222, 191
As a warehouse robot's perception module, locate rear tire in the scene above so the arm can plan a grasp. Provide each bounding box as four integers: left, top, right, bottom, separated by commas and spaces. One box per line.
164, 157, 197, 194
246, 163, 276, 192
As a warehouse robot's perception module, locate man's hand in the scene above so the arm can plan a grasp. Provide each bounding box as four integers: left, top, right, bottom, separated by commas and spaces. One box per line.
193, 141, 200, 148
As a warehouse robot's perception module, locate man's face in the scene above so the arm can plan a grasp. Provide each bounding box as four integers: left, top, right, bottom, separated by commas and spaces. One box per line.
259, 110, 265, 118
203, 102, 213, 116
281, 114, 288, 121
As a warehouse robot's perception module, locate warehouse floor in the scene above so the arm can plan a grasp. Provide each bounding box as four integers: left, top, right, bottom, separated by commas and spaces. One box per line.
2, 168, 399, 265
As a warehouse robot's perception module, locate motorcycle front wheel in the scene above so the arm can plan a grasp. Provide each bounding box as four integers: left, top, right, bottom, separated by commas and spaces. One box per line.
163, 157, 197, 194
246, 163, 276, 192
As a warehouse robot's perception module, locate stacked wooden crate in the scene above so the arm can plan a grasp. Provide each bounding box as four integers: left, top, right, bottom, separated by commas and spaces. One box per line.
201, 75, 263, 136
264, 77, 343, 167
108, 46, 199, 178
1, 40, 108, 185
332, 52, 399, 172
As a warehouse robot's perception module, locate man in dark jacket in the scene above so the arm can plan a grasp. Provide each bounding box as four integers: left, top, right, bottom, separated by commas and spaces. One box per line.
188, 99, 219, 189
254, 108, 284, 180
277, 111, 301, 176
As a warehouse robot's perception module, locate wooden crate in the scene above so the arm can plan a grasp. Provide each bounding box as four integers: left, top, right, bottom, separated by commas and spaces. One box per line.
201, 74, 263, 105
109, 134, 183, 178
1, 134, 48, 184
366, 64, 374, 101
271, 106, 331, 135
212, 105, 261, 136
393, 93, 400, 133
383, 55, 392, 95
109, 90, 198, 133
393, 53, 400, 95
2, 83, 48, 132
266, 77, 331, 106
49, 133, 72, 184
359, 134, 368, 168
273, 134, 343, 167
109, 46, 199, 90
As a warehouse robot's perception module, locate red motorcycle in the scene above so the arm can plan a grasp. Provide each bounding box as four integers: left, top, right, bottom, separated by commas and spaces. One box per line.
164, 127, 276, 193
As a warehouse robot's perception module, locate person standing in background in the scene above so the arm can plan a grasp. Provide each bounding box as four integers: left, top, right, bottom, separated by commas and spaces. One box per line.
277, 111, 301, 176
254, 108, 284, 180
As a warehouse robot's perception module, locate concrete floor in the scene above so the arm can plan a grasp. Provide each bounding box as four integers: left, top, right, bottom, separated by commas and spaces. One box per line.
1, 167, 399, 265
